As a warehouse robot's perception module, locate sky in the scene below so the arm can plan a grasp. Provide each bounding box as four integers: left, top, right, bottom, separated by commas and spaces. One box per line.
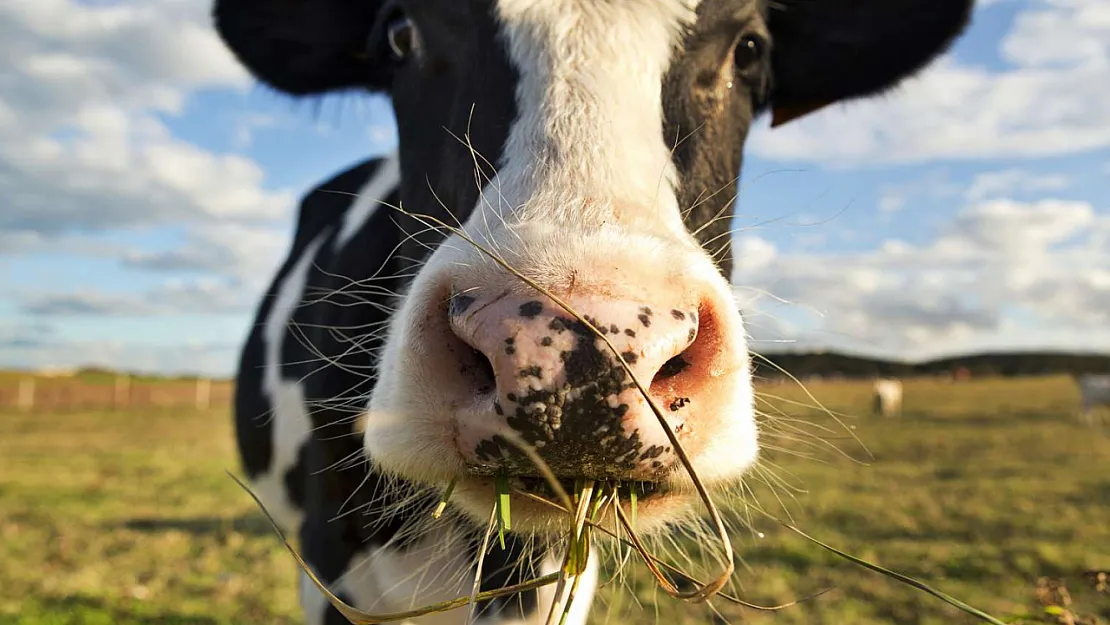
1, 0, 1108, 376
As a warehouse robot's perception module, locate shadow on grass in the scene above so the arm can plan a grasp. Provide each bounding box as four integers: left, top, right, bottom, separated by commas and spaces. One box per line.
120, 514, 273, 537
10, 594, 221, 625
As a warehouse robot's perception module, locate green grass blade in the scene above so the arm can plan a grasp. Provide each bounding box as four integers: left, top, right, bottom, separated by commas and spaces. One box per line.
495, 474, 511, 550
629, 487, 637, 528
432, 477, 457, 519
564, 531, 579, 576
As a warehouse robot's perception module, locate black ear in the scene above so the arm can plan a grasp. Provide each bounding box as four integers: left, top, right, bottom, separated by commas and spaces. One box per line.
213, 0, 387, 96
767, 0, 974, 126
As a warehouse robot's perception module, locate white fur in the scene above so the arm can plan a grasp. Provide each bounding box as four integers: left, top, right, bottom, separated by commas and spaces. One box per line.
488, 0, 700, 232
335, 154, 400, 251
1077, 373, 1110, 425
301, 527, 598, 625
873, 378, 904, 417
257, 232, 329, 535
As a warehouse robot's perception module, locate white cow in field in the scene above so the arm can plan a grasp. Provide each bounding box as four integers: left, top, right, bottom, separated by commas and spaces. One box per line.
872, 378, 904, 417
1077, 373, 1110, 426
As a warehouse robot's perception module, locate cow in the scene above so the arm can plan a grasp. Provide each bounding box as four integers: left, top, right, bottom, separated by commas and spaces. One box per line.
1077, 373, 1110, 426
213, 2, 973, 623
872, 378, 904, 418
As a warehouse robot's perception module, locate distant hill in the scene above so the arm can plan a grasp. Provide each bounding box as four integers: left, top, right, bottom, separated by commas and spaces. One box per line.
4, 351, 1109, 384
752, 350, 1110, 380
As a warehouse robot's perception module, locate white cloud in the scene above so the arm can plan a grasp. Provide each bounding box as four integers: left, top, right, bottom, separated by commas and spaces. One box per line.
734, 196, 1110, 359
750, 0, 1110, 163
733, 235, 778, 274
232, 113, 281, 150
0, 1, 357, 375
20, 278, 258, 317
943, 198, 1093, 254
1, 0, 247, 127
0, 0, 294, 249
872, 169, 963, 217
122, 222, 290, 290
878, 193, 907, 214
965, 169, 1071, 201
1001, 0, 1110, 69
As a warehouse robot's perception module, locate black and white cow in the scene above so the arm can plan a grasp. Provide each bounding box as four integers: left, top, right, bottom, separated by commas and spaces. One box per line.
214, 1, 973, 623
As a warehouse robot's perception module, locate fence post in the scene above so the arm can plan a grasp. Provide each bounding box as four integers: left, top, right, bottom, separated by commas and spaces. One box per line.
195, 378, 212, 410
113, 375, 131, 411
16, 377, 35, 412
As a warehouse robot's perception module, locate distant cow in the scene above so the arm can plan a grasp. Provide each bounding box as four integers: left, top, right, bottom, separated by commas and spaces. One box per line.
873, 379, 904, 417
1077, 374, 1110, 426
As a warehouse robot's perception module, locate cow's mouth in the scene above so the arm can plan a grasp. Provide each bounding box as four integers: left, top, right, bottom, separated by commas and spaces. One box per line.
513, 475, 665, 503
445, 473, 678, 533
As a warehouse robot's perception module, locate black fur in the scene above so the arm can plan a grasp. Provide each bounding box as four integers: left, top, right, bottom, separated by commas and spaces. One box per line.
212, 0, 387, 95
768, 0, 975, 108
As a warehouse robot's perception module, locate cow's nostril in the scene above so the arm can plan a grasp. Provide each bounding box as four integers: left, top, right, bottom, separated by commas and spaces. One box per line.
654, 354, 690, 382
470, 347, 496, 395
648, 302, 713, 397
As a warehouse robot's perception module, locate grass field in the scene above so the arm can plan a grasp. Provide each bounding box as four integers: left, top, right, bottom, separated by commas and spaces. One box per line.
1, 375, 1108, 624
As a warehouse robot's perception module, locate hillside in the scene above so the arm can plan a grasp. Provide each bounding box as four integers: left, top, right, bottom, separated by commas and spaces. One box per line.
753, 349, 1110, 380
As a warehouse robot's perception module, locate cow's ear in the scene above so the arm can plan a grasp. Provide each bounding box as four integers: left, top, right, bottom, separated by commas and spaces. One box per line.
766, 0, 974, 127
213, 0, 390, 95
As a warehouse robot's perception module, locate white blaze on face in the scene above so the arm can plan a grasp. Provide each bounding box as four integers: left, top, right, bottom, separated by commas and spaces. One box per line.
491, 0, 700, 232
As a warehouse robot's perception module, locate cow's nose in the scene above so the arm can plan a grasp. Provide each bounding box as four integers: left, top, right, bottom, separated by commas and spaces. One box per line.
447, 292, 719, 480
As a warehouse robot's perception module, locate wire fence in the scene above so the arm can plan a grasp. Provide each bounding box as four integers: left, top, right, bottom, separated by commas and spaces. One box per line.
0, 377, 234, 413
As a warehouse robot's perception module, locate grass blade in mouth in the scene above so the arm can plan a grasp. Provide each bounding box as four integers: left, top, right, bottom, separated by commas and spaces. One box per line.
433, 477, 458, 520
565, 481, 595, 577
495, 473, 511, 550
547, 481, 598, 625
466, 505, 499, 625
629, 486, 637, 528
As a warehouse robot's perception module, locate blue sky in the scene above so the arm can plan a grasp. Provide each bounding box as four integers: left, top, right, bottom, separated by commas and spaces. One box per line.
1, 0, 1109, 375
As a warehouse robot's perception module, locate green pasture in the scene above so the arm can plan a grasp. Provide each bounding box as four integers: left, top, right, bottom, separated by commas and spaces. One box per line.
1, 375, 1107, 624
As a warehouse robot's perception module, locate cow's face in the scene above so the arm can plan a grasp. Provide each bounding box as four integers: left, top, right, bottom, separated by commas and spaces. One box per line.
215, 0, 972, 532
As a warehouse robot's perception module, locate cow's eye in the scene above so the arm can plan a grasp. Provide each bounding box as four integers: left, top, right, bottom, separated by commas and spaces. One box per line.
733, 35, 764, 70
385, 12, 418, 62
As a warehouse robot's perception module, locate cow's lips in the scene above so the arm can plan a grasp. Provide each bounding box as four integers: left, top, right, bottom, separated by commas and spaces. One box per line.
498, 475, 667, 503
443, 474, 687, 533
